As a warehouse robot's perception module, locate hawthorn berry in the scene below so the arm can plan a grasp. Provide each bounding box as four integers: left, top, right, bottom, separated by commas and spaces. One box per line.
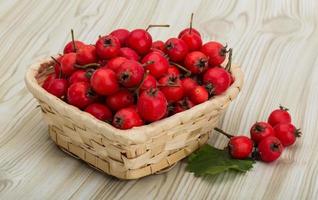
257, 136, 283, 162
165, 38, 189, 62
95, 35, 121, 59
188, 85, 209, 105
117, 60, 145, 87
203, 67, 231, 95
110, 28, 130, 46
201, 41, 228, 66
113, 107, 144, 130
76, 45, 97, 65
90, 68, 119, 95
67, 82, 95, 109
85, 103, 112, 122
126, 29, 152, 55
106, 90, 135, 111
274, 123, 301, 147
268, 105, 292, 127
158, 75, 185, 103
184, 51, 208, 74
119, 47, 140, 61
142, 51, 169, 78
250, 122, 275, 144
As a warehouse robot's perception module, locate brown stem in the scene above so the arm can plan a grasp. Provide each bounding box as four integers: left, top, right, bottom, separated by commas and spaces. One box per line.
170, 62, 191, 76
135, 70, 150, 97
225, 48, 233, 72
74, 63, 100, 69
214, 127, 234, 139
71, 29, 77, 52
146, 24, 170, 31
189, 13, 194, 34
51, 56, 62, 78
142, 61, 155, 67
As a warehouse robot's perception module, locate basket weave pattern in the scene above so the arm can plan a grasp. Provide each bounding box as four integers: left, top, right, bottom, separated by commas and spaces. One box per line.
25, 58, 243, 179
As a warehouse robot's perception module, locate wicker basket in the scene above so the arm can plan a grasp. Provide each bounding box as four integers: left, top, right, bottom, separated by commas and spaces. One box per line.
25, 57, 243, 179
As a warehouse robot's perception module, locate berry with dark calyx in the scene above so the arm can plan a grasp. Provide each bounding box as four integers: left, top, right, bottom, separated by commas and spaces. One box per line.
201, 41, 228, 66
69, 69, 92, 85
214, 128, 253, 159
67, 82, 96, 109
268, 105, 292, 127
165, 38, 189, 62
95, 35, 121, 59
60, 53, 77, 76
63, 29, 85, 54
152, 40, 165, 51
142, 51, 169, 78
173, 98, 194, 114
137, 88, 168, 122
203, 67, 231, 95
181, 77, 198, 95
250, 122, 275, 144
188, 85, 208, 105
106, 90, 134, 111
106, 57, 128, 72
274, 123, 301, 147
180, 13, 202, 51
167, 65, 180, 77
76, 45, 97, 65
113, 107, 144, 130
257, 136, 284, 162
85, 103, 113, 122
158, 75, 185, 103
91, 68, 119, 95
184, 51, 208, 74
45, 78, 68, 98
117, 60, 145, 88
126, 29, 153, 55
119, 47, 140, 61
110, 28, 130, 46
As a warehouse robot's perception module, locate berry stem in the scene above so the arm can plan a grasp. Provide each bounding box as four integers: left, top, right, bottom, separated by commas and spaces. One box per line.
135, 70, 150, 97
214, 127, 234, 138
142, 61, 155, 67
51, 56, 62, 78
189, 13, 194, 34
71, 29, 77, 52
279, 104, 289, 111
225, 48, 233, 72
74, 63, 100, 69
170, 62, 191, 76
146, 24, 170, 31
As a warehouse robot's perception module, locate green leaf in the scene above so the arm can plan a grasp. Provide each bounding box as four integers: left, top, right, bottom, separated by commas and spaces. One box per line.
186, 144, 255, 176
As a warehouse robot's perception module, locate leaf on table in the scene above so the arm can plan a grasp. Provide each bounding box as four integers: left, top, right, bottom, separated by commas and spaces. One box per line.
186, 144, 255, 176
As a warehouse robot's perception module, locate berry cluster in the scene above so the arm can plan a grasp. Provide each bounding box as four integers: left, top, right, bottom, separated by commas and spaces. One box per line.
215, 105, 301, 162
42, 14, 234, 130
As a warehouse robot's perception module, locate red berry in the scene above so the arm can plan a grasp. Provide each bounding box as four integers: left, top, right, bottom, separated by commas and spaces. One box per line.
173, 98, 194, 114
250, 122, 275, 144
258, 136, 283, 162
139, 74, 157, 92
42, 74, 55, 90
137, 88, 167, 122
106, 90, 134, 111
180, 32, 202, 51
181, 77, 198, 95
203, 67, 231, 95
184, 51, 208, 74
268, 106, 292, 127
117, 60, 144, 87
106, 57, 128, 72
126, 29, 152, 55
229, 136, 253, 159
76, 45, 97, 65
95, 35, 121, 59
63, 41, 85, 54
152, 40, 165, 51
113, 107, 144, 130
45, 78, 68, 98
158, 75, 185, 103
142, 52, 169, 78
119, 47, 140, 61
167, 65, 180, 77
165, 38, 189, 62
201, 42, 227, 66
274, 123, 301, 147
85, 103, 112, 122
91, 68, 119, 95
68, 70, 91, 85
188, 85, 209, 105
110, 28, 130, 47
60, 53, 77, 76
67, 82, 95, 109
178, 28, 201, 38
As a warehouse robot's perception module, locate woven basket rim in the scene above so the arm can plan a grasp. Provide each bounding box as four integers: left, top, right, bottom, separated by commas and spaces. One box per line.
25, 57, 244, 144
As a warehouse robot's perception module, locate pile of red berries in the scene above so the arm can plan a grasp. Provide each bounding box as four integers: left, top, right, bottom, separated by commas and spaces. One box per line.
215, 106, 301, 162
42, 14, 234, 130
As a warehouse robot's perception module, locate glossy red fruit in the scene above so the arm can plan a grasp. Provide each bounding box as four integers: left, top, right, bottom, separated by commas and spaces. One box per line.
165, 38, 189, 62
45, 78, 68, 98
119, 47, 140, 61
113, 107, 144, 130
158, 75, 185, 103
64, 41, 85, 54
106, 90, 134, 111
91, 68, 119, 95
268, 106, 292, 127
142, 52, 169, 78
178, 28, 201, 38
69, 69, 92, 85
181, 32, 202, 51
110, 29, 130, 46
76, 45, 97, 65
188, 85, 209, 105
203, 67, 231, 95
184, 51, 208, 74
181, 77, 198, 95
201, 42, 227, 66
173, 98, 194, 114
152, 40, 165, 51
250, 122, 275, 144
85, 103, 112, 122
126, 29, 152, 55
229, 136, 253, 159
167, 65, 180, 77
258, 136, 283, 162
106, 57, 128, 72
95, 35, 121, 59
139, 74, 157, 92
274, 123, 301, 147
67, 82, 95, 109
60, 53, 77, 76
137, 88, 168, 122
117, 60, 144, 87
42, 74, 55, 90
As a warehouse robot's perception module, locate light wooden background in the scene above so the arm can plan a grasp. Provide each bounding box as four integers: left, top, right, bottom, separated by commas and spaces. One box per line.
1, 0, 318, 199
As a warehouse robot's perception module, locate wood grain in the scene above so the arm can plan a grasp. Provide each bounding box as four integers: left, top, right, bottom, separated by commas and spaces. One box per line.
1, 0, 318, 199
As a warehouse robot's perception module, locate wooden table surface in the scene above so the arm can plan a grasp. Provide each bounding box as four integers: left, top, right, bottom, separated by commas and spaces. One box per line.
1, 0, 318, 199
